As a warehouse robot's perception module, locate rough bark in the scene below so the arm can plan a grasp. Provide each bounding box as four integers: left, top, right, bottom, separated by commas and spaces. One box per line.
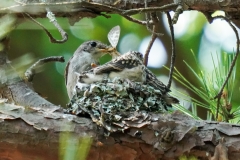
1, 0, 240, 23
1, 103, 240, 160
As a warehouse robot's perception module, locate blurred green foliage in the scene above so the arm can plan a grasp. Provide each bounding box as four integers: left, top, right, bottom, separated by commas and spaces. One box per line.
59, 130, 92, 160
173, 51, 239, 122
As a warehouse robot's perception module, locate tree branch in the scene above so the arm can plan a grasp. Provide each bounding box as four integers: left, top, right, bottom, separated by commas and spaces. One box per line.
1, 0, 240, 22
25, 56, 65, 82
166, 12, 176, 89
1, 107, 240, 159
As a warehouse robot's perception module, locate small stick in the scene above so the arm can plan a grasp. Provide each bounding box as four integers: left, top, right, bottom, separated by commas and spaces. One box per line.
24, 10, 68, 44
172, 4, 183, 24
143, 0, 162, 65
122, 15, 147, 25
46, 7, 68, 43
25, 56, 65, 82
122, 3, 178, 15
143, 1, 158, 66
166, 12, 176, 89
144, 33, 156, 66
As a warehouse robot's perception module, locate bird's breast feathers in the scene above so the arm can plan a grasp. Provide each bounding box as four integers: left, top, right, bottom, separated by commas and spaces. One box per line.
109, 65, 146, 82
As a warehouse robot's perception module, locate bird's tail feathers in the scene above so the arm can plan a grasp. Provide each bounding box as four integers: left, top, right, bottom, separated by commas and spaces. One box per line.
162, 94, 179, 105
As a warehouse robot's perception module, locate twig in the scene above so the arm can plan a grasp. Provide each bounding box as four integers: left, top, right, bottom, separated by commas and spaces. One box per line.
144, 0, 152, 34
45, 7, 68, 43
1, 1, 177, 15
212, 16, 240, 120
144, 33, 157, 66
25, 0, 68, 44
145, 14, 153, 34
83, 1, 177, 16
22, 1, 145, 27
143, 0, 153, 66
25, 56, 65, 82
172, 4, 183, 24
24, 13, 68, 43
215, 95, 221, 121
122, 3, 178, 15
166, 12, 176, 89
144, 1, 163, 36
0, 2, 96, 11
122, 15, 147, 25
143, 1, 161, 66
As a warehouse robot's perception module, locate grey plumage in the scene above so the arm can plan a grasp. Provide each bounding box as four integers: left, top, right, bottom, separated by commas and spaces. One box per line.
79, 51, 146, 84
65, 40, 113, 99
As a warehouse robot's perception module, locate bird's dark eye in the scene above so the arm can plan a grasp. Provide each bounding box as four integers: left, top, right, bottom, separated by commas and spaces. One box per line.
90, 42, 97, 47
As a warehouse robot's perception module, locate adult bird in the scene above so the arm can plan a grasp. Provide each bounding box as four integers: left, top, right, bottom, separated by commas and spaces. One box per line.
65, 40, 116, 99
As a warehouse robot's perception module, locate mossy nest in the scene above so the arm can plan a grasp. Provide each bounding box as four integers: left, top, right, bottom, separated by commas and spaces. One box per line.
67, 78, 172, 132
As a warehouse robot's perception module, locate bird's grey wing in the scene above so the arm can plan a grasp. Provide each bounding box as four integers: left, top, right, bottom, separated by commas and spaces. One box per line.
145, 68, 170, 93
94, 57, 141, 74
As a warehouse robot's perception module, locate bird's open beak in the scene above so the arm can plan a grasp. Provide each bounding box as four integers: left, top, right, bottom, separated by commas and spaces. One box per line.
99, 47, 121, 58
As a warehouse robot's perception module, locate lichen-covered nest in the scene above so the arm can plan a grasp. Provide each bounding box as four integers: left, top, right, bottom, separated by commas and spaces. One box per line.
67, 78, 172, 132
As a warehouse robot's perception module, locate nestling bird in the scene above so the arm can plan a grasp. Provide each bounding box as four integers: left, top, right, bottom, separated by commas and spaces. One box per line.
78, 51, 146, 84
78, 51, 179, 105
65, 40, 116, 99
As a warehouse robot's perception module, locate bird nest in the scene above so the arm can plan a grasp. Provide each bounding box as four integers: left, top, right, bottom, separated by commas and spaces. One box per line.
67, 78, 172, 132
